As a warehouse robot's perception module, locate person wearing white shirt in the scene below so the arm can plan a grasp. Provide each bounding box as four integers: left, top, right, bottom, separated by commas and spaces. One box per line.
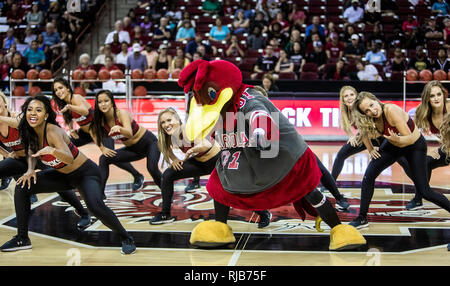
343, 0, 364, 24
105, 20, 130, 45
356, 60, 382, 81
115, 42, 130, 66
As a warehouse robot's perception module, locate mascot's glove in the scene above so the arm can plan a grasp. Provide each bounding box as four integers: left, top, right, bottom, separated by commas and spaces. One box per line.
251, 128, 271, 151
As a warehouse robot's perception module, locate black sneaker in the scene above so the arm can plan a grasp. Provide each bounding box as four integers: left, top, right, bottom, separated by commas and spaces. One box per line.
1, 235, 32, 252
0, 177, 12, 190
405, 199, 423, 210
30, 194, 38, 204
257, 211, 272, 228
149, 212, 175, 225
336, 197, 350, 210
185, 179, 201, 193
132, 174, 144, 191
349, 215, 369, 229
121, 237, 136, 255
77, 214, 92, 229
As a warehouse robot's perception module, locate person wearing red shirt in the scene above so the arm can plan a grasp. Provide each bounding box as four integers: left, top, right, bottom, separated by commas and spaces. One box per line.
325, 32, 345, 61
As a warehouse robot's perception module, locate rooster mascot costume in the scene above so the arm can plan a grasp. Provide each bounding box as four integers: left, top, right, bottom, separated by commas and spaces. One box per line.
178, 59, 366, 251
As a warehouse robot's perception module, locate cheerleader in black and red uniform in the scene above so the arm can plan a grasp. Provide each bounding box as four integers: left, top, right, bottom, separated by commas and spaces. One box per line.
402, 81, 450, 210
349, 91, 450, 229
51, 78, 145, 191
0, 91, 91, 228
0, 95, 136, 254
89, 90, 162, 194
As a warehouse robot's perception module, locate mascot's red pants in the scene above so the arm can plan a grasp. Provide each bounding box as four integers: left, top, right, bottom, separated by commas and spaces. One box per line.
206, 147, 322, 219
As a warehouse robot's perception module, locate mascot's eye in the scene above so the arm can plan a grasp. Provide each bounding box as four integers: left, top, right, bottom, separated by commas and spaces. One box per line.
208, 87, 217, 100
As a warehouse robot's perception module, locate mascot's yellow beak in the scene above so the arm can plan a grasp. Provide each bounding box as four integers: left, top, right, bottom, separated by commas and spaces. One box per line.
186, 87, 233, 141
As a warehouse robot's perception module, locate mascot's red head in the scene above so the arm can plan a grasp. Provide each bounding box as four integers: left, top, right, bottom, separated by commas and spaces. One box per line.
178, 59, 244, 141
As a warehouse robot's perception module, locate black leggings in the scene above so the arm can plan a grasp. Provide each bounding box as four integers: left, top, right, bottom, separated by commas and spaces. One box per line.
161, 153, 219, 214
359, 135, 450, 217
0, 157, 88, 216
315, 154, 344, 201
71, 129, 141, 178
99, 130, 162, 191
14, 159, 130, 240
397, 146, 449, 201
331, 137, 411, 180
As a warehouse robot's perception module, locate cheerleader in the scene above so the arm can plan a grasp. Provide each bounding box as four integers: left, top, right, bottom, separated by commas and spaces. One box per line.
51, 78, 145, 191
403, 81, 450, 210
349, 91, 450, 229
0, 91, 91, 228
89, 90, 162, 194
0, 95, 136, 254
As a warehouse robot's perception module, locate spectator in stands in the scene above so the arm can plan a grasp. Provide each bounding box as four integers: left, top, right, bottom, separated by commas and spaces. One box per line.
343, 0, 364, 25
233, 1, 254, 19
364, 1, 382, 25
288, 3, 306, 29
37, 0, 50, 13
46, 1, 63, 22
409, 46, 432, 71
170, 47, 190, 71
36, 33, 46, 53
42, 22, 63, 59
443, 18, 450, 50
3, 28, 17, 52
142, 42, 159, 70
23, 40, 46, 71
325, 32, 346, 62
0, 53, 9, 81
274, 49, 295, 79
431, 48, 450, 72
131, 25, 149, 46
343, 24, 357, 45
305, 16, 326, 38
402, 15, 420, 34
432, 0, 450, 16
152, 44, 172, 72
424, 17, 444, 43
8, 52, 29, 77
288, 41, 305, 73
105, 20, 131, 45
6, 3, 23, 25
153, 17, 172, 41
268, 22, 289, 48
305, 33, 323, 56
127, 43, 148, 72
251, 44, 278, 79
388, 27, 406, 50
177, 11, 196, 30
250, 11, 269, 34
26, 3, 44, 26
285, 30, 303, 55
140, 15, 153, 34
261, 73, 279, 92
305, 41, 327, 73
366, 24, 385, 49
384, 48, 408, 74
110, 33, 122, 55
100, 55, 120, 72
185, 34, 214, 60
192, 52, 203, 61
116, 42, 130, 66
268, 37, 281, 58
176, 20, 196, 42
1, 0, 14, 16
325, 58, 348, 80
76, 53, 93, 71
344, 34, 366, 61
209, 18, 231, 42
356, 59, 382, 81
225, 34, 245, 57
24, 26, 37, 47
324, 22, 339, 42
248, 25, 266, 51
123, 17, 134, 36
365, 42, 386, 66
94, 44, 115, 65
202, 0, 223, 14
233, 11, 250, 35
271, 11, 290, 34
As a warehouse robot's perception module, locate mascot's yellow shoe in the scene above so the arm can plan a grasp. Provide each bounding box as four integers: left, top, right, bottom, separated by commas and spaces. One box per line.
329, 224, 367, 251
190, 221, 236, 248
